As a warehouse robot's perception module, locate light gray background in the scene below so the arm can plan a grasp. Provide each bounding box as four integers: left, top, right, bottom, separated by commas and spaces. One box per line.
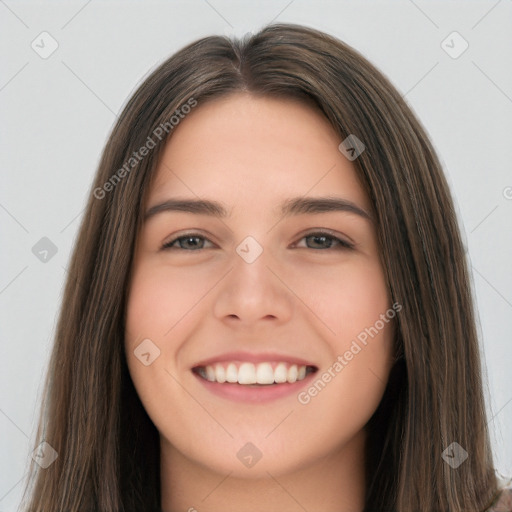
1, 1, 511, 509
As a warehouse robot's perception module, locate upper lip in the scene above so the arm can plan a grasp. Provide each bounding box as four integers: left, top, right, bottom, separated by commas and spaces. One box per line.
192, 351, 317, 368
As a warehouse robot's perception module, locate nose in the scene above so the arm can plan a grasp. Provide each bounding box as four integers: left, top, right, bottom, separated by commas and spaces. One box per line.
212, 239, 294, 328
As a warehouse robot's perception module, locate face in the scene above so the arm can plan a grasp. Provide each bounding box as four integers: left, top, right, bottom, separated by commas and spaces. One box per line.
125, 92, 395, 478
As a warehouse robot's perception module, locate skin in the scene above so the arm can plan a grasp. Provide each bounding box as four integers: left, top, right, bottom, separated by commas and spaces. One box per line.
125, 93, 395, 512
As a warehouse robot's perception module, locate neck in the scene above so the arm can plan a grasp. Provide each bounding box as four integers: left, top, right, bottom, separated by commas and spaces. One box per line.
160, 430, 366, 512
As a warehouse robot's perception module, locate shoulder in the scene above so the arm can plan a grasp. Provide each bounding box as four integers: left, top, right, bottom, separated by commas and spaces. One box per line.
487, 487, 512, 512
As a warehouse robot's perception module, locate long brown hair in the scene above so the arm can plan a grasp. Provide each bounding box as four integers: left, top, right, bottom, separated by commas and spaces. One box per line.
21, 23, 500, 511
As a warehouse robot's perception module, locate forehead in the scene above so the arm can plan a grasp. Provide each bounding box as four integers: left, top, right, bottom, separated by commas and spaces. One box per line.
148, 92, 370, 214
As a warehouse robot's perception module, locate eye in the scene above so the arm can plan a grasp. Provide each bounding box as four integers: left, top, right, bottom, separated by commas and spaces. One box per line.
161, 230, 354, 251
162, 233, 214, 251
294, 231, 354, 250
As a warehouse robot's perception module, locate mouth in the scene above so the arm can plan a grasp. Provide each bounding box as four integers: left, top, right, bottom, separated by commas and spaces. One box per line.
191, 358, 319, 403
193, 361, 317, 385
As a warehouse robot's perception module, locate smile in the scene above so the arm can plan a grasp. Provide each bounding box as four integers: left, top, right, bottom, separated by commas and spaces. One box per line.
194, 361, 317, 385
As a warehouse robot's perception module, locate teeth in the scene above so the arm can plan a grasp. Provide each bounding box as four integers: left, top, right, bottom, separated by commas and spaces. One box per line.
199, 361, 312, 385
238, 362, 256, 384
205, 366, 216, 382
255, 362, 274, 385
215, 365, 226, 383
274, 363, 288, 383
287, 365, 298, 383
226, 363, 238, 383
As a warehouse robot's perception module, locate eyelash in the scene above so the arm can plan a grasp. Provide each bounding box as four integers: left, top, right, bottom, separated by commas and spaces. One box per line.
161, 231, 355, 251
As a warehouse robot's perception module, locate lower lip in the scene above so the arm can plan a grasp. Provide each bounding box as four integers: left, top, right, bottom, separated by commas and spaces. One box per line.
193, 371, 317, 403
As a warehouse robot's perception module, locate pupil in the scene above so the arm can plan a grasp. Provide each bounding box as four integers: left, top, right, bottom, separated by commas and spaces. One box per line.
311, 235, 330, 248
185, 237, 200, 248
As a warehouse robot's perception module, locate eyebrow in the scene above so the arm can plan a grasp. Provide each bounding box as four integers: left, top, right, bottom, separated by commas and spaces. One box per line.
144, 196, 373, 223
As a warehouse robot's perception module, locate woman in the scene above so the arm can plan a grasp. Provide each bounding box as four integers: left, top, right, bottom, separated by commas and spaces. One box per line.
21, 23, 511, 512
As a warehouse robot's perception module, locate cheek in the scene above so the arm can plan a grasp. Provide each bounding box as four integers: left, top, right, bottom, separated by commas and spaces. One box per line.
124, 262, 205, 427
291, 256, 391, 343
125, 261, 212, 342
294, 258, 394, 403
287, 285, 394, 475
124, 263, 197, 394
